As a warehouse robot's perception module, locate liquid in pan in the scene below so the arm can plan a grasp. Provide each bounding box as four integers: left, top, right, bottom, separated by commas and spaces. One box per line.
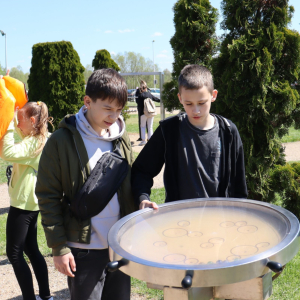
119, 206, 284, 266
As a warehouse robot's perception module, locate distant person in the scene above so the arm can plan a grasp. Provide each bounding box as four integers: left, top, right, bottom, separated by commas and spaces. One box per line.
136, 81, 160, 146
135, 83, 143, 141
36, 69, 136, 300
132, 64, 247, 210
0, 96, 53, 300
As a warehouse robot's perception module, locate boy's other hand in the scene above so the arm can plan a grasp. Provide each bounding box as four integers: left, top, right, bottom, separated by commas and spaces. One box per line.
53, 252, 76, 277
139, 200, 159, 210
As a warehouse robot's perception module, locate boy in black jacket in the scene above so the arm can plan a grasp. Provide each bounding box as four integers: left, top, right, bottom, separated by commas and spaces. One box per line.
132, 64, 247, 209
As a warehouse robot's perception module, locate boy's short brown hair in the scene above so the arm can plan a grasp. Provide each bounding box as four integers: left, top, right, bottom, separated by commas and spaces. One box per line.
85, 68, 128, 107
178, 64, 214, 94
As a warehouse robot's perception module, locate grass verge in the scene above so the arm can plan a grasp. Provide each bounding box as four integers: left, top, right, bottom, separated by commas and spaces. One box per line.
281, 127, 300, 143
125, 113, 178, 133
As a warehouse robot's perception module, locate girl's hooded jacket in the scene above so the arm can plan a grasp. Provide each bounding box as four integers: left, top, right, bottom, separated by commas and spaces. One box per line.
0, 118, 41, 211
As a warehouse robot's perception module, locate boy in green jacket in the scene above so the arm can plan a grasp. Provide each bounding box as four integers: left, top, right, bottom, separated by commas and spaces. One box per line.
36, 69, 136, 300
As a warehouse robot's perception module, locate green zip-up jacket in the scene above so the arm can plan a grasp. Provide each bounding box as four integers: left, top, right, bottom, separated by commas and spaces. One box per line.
36, 115, 137, 256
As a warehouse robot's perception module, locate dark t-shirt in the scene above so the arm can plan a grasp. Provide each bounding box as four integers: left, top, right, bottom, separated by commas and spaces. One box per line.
177, 114, 221, 199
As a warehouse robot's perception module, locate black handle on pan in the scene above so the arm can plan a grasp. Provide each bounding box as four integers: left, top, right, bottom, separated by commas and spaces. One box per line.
181, 270, 194, 289
106, 259, 128, 272
266, 261, 283, 273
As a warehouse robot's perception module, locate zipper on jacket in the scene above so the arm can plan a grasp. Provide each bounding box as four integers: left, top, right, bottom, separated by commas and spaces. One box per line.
72, 135, 87, 181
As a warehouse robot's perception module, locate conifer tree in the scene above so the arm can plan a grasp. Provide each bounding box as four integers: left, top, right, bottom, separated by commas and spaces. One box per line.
162, 0, 218, 111
92, 50, 120, 71
212, 0, 300, 200
28, 41, 85, 130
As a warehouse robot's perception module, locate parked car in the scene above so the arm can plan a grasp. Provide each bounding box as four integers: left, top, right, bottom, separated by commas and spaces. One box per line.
149, 88, 160, 99
127, 89, 136, 101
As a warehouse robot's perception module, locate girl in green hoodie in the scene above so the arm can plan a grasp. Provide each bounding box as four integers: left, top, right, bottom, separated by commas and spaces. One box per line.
1, 101, 53, 300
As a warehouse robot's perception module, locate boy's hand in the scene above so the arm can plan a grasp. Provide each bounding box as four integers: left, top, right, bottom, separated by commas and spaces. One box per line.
53, 252, 76, 277
139, 200, 159, 210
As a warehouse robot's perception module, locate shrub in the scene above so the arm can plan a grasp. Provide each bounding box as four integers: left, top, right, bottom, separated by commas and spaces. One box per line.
212, 0, 300, 200
92, 50, 120, 71
268, 163, 300, 219
162, 0, 219, 111
28, 41, 85, 130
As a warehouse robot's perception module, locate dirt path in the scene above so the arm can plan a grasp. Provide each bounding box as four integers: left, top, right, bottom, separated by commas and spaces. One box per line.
0, 141, 299, 299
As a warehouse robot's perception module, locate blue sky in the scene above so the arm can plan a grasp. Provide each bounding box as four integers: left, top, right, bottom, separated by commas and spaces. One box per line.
0, 0, 299, 74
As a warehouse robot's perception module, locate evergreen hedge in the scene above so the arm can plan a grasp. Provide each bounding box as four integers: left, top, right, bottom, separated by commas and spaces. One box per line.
162, 0, 219, 111
268, 162, 300, 219
212, 0, 300, 200
28, 41, 85, 129
92, 50, 120, 71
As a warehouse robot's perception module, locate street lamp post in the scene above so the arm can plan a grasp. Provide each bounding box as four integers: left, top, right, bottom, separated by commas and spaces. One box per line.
0, 30, 7, 72
152, 40, 155, 88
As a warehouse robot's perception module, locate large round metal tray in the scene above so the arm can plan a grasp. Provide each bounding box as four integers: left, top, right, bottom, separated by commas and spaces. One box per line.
108, 198, 300, 287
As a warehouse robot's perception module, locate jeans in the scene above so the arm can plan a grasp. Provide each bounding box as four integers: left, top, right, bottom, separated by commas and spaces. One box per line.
68, 247, 130, 300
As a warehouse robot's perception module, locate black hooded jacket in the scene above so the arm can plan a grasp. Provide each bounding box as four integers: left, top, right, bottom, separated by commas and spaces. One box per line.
132, 113, 248, 205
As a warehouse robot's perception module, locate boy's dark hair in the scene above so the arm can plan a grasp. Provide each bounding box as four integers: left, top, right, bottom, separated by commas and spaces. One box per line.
178, 64, 214, 94
85, 68, 128, 107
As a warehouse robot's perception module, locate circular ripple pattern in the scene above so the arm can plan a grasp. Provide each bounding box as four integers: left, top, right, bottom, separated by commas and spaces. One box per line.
231, 245, 258, 256
256, 242, 270, 248
220, 221, 235, 228
185, 258, 199, 265
153, 241, 167, 247
163, 228, 188, 238
237, 225, 258, 234
163, 254, 186, 263
177, 220, 190, 227
227, 255, 241, 262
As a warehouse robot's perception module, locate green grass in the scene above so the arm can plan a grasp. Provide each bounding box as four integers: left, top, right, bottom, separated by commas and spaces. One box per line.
133, 151, 139, 161
272, 253, 300, 299
281, 127, 300, 143
0, 159, 10, 185
125, 112, 177, 133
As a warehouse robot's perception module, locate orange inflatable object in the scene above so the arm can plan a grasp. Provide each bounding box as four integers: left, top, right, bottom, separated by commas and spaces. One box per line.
3, 76, 28, 110
0, 78, 16, 140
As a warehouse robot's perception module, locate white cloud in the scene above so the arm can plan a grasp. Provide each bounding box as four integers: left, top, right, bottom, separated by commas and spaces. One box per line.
118, 29, 135, 33
153, 32, 163, 36
105, 30, 113, 34
162, 50, 168, 53
111, 51, 116, 55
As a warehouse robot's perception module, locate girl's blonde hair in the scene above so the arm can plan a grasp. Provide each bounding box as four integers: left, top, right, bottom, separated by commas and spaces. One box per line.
139, 80, 147, 92
20, 101, 54, 155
